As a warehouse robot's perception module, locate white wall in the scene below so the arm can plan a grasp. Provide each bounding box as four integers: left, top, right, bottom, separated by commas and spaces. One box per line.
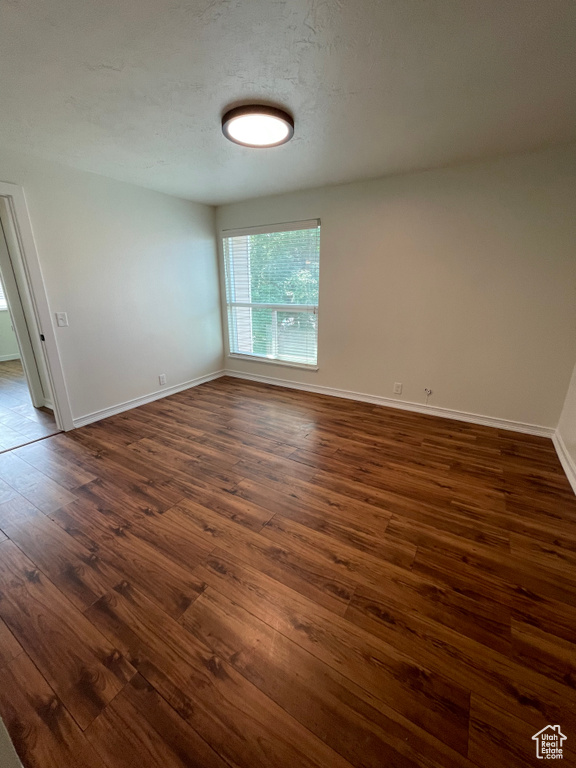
1, 143, 574, 432
0, 149, 223, 421
217, 145, 576, 430
0, 309, 19, 361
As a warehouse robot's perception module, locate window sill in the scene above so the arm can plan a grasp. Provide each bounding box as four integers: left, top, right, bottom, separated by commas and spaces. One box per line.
227, 353, 319, 372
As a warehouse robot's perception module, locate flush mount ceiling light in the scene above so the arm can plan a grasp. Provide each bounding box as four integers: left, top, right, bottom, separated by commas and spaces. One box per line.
222, 105, 294, 148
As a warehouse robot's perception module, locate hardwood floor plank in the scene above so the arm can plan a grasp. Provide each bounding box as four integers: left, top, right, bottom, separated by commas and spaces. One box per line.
49, 498, 207, 619
345, 583, 576, 730
53, 495, 215, 575
133, 433, 242, 474
510, 618, 576, 688
194, 424, 297, 458
231, 476, 398, 559
172, 497, 357, 614
85, 674, 229, 768
0, 496, 124, 611
157, 477, 274, 532
348, 574, 512, 656
385, 512, 510, 553
192, 549, 499, 707
0, 653, 110, 768
47, 437, 184, 514
85, 580, 356, 768
261, 514, 417, 585
0, 540, 135, 729
287, 446, 505, 509
14, 440, 99, 491
0, 616, 23, 670
0, 377, 573, 767
511, 587, 576, 646
236, 472, 392, 526
469, 693, 576, 768
0, 453, 76, 513
510, 529, 576, 571
413, 541, 576, 607
182, 569, 471, 757
128, 437, 245, 492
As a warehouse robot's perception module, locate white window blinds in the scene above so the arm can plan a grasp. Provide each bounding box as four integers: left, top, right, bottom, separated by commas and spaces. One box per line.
223, 220, 320, 367
0, 277, 7, 311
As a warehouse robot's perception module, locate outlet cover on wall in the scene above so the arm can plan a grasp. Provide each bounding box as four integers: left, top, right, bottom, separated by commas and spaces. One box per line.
159, 374, 167, 385
393, 382, 402, 395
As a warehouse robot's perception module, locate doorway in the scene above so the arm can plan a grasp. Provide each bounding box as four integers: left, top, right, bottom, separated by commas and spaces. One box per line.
0, 182, 74, 439
0, 182, 75, 451
0, 215, 60, 451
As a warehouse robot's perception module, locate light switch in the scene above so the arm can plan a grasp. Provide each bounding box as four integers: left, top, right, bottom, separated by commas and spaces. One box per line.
56, 312, 69, 327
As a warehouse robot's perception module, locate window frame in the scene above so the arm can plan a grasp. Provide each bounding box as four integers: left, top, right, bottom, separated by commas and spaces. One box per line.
221, 219, 320, 370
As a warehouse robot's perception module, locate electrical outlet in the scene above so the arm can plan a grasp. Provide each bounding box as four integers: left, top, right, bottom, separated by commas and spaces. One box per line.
159, 374, 167, 385
393, 382, 402, 395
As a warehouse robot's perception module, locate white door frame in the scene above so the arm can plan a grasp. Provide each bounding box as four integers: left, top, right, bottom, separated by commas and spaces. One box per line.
0, 181, 74, 431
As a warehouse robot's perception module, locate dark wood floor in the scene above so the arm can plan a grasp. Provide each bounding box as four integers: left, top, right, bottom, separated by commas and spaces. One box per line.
0, 359, 59, 452
0, 376, 575, 768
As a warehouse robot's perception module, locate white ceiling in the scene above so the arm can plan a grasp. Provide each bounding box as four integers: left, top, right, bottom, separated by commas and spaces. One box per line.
1, 0, 575, 205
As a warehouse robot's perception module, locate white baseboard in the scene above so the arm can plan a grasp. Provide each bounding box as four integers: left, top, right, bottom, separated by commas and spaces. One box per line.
0, 353, 20, 362
72, 370, 225, 429
224, 369, 555, 438
552, 431, 576, 495
71, 365, 574, 494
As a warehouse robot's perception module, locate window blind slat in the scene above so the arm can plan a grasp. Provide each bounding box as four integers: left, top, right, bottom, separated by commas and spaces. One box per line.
223, 222, 320, 366
222, 219, 319, 238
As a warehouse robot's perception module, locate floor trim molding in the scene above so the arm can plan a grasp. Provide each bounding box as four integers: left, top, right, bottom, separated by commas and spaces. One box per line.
0, 353, 20, 362
552, 431, 576, 495
225, 369, 555, 438
70, 366, 574, 492
70, 365, 576, 495
72, 370, 225, 429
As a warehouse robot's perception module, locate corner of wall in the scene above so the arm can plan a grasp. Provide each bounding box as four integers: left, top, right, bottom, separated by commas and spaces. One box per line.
553, 359, 576, 496
552, 430, 576, 495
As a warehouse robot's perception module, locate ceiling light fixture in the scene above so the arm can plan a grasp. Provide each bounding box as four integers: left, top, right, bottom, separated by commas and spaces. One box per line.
222, 105, 294, 148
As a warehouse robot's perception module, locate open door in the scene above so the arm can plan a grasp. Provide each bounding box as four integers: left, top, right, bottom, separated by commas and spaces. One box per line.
0, 213, 49, 408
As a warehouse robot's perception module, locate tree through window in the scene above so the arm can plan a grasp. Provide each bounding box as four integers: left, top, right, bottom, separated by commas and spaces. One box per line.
223, 220, 320, 366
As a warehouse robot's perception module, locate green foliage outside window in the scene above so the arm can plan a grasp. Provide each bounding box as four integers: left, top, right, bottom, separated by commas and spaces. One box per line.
247, 229, 319, 357
248, 229, 320, 305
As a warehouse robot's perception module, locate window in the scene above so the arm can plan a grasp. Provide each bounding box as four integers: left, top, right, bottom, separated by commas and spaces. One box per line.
223, 220, 320, 367
0, 277, 7, 311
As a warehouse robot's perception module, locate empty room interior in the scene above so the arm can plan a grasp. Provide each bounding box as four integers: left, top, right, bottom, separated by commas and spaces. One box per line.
1, 1, 576, 767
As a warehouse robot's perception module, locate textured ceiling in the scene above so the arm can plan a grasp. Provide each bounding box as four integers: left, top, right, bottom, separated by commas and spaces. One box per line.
1, 0, 575, 204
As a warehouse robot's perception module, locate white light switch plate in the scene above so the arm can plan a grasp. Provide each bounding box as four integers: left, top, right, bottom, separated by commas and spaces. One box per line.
55, 312, 69, 327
